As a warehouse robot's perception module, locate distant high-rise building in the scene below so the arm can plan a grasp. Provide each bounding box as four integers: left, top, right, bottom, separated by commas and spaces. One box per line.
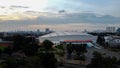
106, 27, 116, 33
37, 29, 40, 33
45, 28, 50, 33
37, 29, 41, 35
83, 29, 87, 33
3, 32, 8, 37
116, 28, 120, 33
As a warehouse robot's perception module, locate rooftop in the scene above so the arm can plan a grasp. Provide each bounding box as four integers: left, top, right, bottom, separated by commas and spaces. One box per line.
39, 31, 97, 43
40, 31, 91, 38
63, 40, 92, 43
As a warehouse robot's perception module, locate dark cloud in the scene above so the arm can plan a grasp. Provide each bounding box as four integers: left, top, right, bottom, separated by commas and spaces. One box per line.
0, 6, 5, 8
25, 11, 41, 14
10, 5, 29, 9
1, 12, 120, 24
58, 10, 66, 13
0, 12, 120, 31
34, 13, 120, 24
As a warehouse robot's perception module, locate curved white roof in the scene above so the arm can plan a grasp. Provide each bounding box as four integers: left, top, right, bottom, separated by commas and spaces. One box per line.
41, 31, 91, 38
39, 31, 97, 43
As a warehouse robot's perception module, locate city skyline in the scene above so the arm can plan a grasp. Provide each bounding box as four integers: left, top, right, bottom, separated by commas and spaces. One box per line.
0, 0, 120, 31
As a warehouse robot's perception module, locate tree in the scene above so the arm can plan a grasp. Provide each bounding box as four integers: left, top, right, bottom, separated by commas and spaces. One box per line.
66, 44, 73, 59
13, 35, 26, 51
3, 46, 12, 55
23, 43, 38, 56
74, 44, 87, 59
1, 57, 19, 68
118, 59, 120, 65
42, 40, 54, 50
39, 40, 57, 68
97, 36, 105, 45
12, 35, 39, 56
0, 56, 43, 68
86, 51, 118, 68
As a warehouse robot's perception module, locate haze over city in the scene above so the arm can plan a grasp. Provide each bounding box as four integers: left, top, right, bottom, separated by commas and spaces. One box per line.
0, 0, 120, 31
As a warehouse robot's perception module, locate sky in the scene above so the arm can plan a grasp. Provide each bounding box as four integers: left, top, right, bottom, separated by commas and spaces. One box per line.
0, 0, 120, 32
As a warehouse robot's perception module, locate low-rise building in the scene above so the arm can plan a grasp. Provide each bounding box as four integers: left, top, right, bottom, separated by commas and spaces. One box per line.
0, 40, 13, 51
106, 27, 116, 33
105, 35, 120, 47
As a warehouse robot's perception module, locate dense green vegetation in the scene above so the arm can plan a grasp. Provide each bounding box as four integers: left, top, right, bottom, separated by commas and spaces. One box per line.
55, 45, 64, 50
66, 44, 87, 60
0, 35, 57, 68
86, 51, 119, 68
54, 45, 65, 57
96, 35, 105, 46
0, 46, 6, 52
96, 35, 120, 52
0, 35, 119, 68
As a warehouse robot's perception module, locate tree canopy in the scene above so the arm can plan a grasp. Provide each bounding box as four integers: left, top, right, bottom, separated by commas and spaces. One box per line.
86, 51, 119, 68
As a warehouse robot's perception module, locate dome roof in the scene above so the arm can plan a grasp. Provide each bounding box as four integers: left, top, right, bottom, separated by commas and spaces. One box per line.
41, 31, 91, 38
39, 31, 97, 43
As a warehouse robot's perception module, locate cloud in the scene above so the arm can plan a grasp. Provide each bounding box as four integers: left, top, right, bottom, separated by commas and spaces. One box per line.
8, 5, 29, 10
0, 12, 120, 23
0, 0, 120, 17
10, 5, 29, 8
0, 12, 120, 31
34, 12, 120, 24
45, 0, 120, 17
0, 6, 5, 8
58, 10, 66, 14
0, 12, 40, 21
